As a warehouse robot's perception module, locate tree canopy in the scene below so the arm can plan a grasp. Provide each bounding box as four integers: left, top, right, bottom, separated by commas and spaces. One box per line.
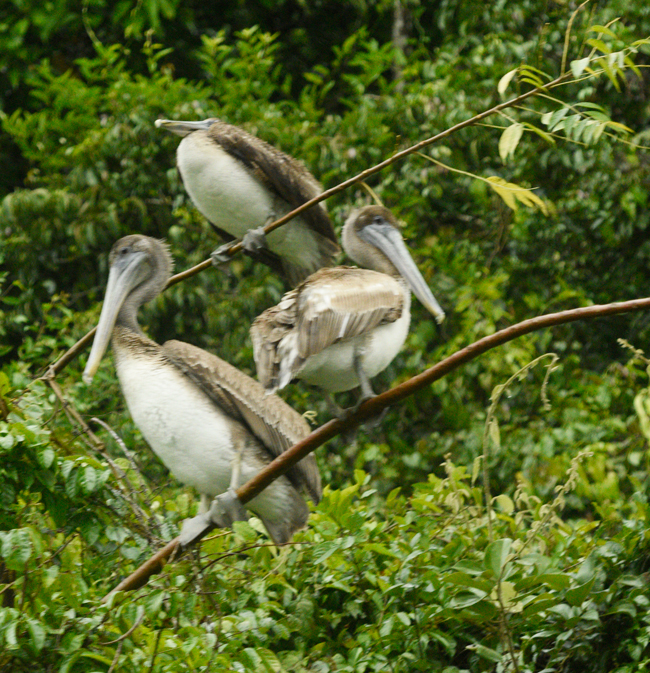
2, 1, 650, 671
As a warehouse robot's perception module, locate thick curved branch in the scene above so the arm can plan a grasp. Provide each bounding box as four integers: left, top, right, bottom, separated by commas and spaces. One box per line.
102, 294, 650, 599
49, 73, 571, 378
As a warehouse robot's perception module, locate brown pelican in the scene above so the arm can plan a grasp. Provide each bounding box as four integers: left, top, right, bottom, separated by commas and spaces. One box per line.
155, 118, 340, 285
250, 205, 446, 410
83, 235, 321, 545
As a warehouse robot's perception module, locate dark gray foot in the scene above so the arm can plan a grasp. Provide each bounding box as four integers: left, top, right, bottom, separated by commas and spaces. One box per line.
242, 226, 269, 253
211, 242, 237, 265
179, 489, 248, 547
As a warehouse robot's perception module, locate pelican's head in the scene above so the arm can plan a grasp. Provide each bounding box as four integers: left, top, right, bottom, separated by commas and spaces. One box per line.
343, 206, 445, 324
154, 118, 219, 137
83, 236, 173, 383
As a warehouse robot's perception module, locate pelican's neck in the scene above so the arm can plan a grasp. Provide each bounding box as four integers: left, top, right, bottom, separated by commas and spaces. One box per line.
116, 299, 143, 335
116, 262, 169, 335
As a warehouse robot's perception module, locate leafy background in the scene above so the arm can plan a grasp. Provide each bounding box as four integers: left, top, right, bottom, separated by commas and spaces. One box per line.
2, 0, 650, 671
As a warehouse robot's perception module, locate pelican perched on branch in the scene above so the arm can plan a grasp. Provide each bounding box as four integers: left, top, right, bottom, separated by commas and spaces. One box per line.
83, 235, 321, 545
250, 205, 445, 412
155, 117, 340, 285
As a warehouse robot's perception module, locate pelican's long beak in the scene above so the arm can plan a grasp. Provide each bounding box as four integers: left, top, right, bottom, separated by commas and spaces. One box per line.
361, 221, 446, 324
83, 252, 148, 384
154, 119, 214, 137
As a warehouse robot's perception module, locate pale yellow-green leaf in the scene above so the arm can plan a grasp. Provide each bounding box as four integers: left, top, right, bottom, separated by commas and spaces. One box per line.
499, 122, 524, 163
607, 51, 625, 72
485, 176, 548, 215
491, 581, 523, 613
606, 120, 634, 134
497, 68, 518, 97
633, 391, 650, 442
472, 456, 482, 485
488, 418, 501, 450
570, 57, 591, 78
487, 176, 518, 210
494, 494, 515, 515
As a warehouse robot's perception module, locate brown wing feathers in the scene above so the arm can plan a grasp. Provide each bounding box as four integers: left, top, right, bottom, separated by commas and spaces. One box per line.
251, 268, 405, 390
161, 339, 321, 503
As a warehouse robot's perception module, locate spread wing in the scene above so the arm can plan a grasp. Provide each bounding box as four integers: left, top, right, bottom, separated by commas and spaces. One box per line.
251, 267, 405, 390
161, 339, 321, 503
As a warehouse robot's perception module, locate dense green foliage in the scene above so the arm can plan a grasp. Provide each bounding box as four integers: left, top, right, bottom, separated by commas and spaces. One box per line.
2, 1, 650, 671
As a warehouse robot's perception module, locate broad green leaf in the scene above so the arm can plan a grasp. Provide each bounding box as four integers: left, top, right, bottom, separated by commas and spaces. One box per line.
566, 575, 597, 607
597, 57, 622, 91
484, 538, 512, 577
522, 122, 555, 144
491, 581, 521, 612
313, 541, 340, 563
542, 107, 569, 132
450, 589, 488, 609
27, 619, 46, 652
365, 543, 399, 558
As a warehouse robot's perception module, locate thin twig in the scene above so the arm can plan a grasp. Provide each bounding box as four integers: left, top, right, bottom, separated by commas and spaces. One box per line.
106, 641, 123, 673
102, 610, 146, 645
102, 294, 650, 598
89, 418, 157, 535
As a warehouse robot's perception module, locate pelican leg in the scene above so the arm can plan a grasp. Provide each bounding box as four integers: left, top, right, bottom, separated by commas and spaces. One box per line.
211, 211, 274, 265
241, 208, 277, 255
178, 441, 250, 548
211, 241, 237, 265
352, 352, 376, 407
179, 489, 248, 547
241, 227, 269, 254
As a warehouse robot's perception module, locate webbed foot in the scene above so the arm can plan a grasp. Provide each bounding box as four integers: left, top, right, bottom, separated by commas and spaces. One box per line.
242, 226, 269, 254
179, 488, 248, 548
211, 242, 237, 266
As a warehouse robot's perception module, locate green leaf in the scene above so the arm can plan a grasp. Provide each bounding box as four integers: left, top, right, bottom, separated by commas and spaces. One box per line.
484, 538, 512, 578
313, 541, 340, 563
542, 107, 569, 132
566, 575, 597, 607
588, 24, 619, 39
27, 619, 46, 652
488, 418, 501, 450
587, 38, 612, 54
